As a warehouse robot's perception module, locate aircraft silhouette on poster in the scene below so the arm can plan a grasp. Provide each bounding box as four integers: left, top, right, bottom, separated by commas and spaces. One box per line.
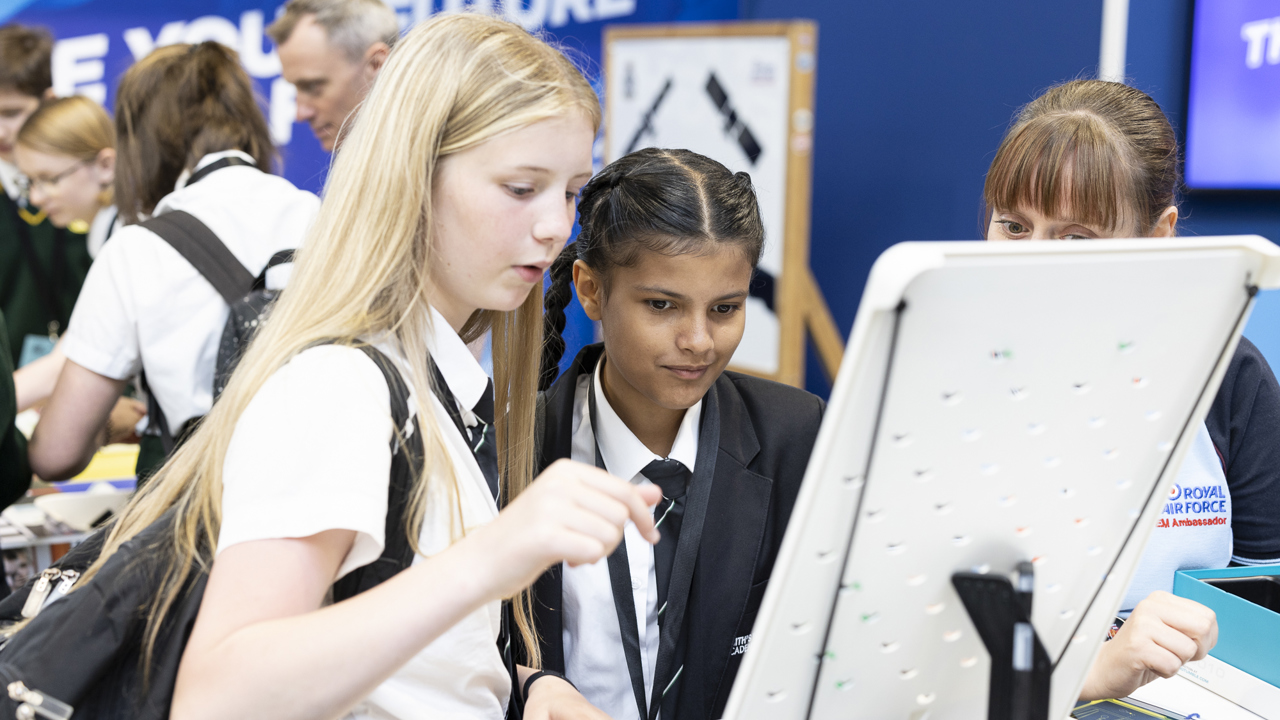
622, 71, 774, 310
706, 72, 763, 165
622, 72, 765, 168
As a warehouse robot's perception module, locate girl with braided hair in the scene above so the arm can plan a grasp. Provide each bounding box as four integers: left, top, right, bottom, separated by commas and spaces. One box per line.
530, 147, 825, 720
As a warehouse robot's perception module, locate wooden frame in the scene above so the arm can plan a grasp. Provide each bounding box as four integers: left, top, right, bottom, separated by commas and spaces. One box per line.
603, 20, 843, 388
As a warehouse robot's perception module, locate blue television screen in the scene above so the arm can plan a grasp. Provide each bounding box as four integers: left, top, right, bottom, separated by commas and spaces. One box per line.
1186, 1, 1280, 190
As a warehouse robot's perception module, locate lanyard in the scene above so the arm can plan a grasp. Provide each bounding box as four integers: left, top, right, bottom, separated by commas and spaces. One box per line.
2, 194, 66, 336
184, 156, 254, 187
587, 356, 719, 720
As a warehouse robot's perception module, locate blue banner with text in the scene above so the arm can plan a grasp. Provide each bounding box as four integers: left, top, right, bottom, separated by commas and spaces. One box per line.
3, 0, 736, 192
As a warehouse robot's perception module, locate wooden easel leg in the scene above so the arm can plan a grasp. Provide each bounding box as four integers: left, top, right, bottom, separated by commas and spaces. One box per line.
803, 267, 845, 384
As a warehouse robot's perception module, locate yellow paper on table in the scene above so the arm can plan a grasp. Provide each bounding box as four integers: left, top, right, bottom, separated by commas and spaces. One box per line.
70, 444, 140, 482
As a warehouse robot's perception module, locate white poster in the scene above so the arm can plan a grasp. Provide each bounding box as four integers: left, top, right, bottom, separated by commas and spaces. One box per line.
607, 35, 792, 375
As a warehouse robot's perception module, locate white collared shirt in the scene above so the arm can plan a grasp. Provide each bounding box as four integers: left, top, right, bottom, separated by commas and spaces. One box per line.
562, 359, 702, 720
61, 152, 320, 434
86, 205, 119, 258
218, 306, 508, 719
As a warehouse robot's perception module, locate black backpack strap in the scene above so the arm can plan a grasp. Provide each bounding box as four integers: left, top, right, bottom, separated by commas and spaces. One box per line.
141, 210, 255, 305
331, 343, 423, 601
137, 211, 255, 462
251, 249, 295, 293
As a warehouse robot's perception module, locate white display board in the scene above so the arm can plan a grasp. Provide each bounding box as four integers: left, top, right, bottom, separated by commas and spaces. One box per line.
724, 237, 1280, 720
605, 22, 821, 385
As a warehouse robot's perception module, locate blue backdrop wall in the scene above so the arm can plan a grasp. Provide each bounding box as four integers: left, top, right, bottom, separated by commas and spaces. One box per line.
1126, 0, 1280, 369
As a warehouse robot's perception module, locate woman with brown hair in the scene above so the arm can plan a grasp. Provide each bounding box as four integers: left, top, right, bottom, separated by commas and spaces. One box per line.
28, 42, 321, 481
983, 78, 1280, 700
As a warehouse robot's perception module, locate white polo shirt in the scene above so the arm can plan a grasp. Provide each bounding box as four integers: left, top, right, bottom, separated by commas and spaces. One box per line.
1122, 423, 1233, 611
217, 307, 509, 719
562, 359, 702, 720
62, 151, 320, 435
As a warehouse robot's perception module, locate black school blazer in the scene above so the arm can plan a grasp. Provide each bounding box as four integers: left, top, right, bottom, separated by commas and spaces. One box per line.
529, 344, 824, 720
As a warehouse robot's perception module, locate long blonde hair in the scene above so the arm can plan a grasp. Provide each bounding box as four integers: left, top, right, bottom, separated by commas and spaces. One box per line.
17, 95, 115, 207
58, 13, 599, 672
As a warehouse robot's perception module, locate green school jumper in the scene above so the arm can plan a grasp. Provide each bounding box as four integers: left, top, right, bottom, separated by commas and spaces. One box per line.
0, 310, 31, 511
0, 192, 93, 368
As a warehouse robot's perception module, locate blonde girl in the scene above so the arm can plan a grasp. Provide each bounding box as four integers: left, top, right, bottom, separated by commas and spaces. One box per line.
12, 96, 144, 437
16, 95, 116, 252
25, 14, 658, 720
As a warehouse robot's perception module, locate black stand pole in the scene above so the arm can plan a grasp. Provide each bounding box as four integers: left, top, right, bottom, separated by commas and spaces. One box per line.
952, 561, 1053, 720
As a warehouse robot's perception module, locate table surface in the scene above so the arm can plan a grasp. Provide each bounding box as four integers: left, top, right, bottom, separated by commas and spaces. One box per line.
1127, 674, 1264, 720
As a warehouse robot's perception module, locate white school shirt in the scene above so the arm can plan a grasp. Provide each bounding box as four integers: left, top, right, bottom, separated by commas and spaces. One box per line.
86, 205, 119, 259
62, 151, 320, 435
1121, 423, 1233, 611
562, 360, 702, 720
217, 307, 509, 719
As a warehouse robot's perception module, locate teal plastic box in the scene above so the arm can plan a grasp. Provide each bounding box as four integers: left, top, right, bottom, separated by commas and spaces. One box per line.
1172, 565, 1280, 688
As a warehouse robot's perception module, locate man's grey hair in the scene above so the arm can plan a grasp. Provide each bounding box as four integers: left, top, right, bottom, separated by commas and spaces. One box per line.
268, 0, 400, 63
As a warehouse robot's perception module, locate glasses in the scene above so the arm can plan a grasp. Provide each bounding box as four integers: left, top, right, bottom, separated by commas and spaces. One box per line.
19, 159, 89, 196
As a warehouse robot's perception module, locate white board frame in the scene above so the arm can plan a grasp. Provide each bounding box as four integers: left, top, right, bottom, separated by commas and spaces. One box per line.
723, 237, 1280, 720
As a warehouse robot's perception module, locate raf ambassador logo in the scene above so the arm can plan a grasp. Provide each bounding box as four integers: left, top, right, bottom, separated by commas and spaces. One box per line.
1157, 484, 1228, 529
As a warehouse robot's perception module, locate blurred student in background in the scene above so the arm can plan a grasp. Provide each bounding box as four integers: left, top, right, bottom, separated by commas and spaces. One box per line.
11, 95, 145, 444
0, 25, 92, 371
0, 311, 32, 556
17, 96, 118, 255
269, 0, 398, 153
28, 42, 320, 482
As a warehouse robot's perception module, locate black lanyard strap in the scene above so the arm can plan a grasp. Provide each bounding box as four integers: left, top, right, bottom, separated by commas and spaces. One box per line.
184, 156, 253, 187
587, 355, 719, 720
427, 355, 500, 502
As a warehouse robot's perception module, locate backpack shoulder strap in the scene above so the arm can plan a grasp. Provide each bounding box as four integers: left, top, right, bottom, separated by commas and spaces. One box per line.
141, 210, 255, 305
331, 342, 423, 601
251, 249, 295, 293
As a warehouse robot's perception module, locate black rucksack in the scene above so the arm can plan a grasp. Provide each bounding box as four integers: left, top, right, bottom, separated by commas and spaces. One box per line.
214, 248, 294, 400
135, 210, 295, 459
0, 344, 421, 719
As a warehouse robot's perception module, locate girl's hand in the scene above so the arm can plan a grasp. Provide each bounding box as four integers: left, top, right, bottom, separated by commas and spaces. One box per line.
524, 675, 610, 720
464, 458, 662, 601
106, 397, 147, 444
1079, 591, 1217, 701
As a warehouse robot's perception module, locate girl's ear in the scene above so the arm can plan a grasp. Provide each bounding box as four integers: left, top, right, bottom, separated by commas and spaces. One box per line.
1149, 205, 1178, 237
94, 147, 116, 186
573, 259, 605, 321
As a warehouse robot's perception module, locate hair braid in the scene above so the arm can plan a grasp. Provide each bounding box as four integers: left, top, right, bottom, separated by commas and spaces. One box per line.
539, 241, 580, 390
539, 147, 764, 391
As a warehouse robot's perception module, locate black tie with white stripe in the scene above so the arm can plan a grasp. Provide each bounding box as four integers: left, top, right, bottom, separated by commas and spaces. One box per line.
643, 457, 690, 621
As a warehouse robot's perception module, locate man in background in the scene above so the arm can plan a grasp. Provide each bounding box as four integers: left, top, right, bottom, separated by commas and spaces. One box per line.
269, 0, 399, 153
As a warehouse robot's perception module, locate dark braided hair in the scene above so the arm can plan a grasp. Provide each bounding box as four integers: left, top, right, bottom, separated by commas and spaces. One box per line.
539, 147, 765, 390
